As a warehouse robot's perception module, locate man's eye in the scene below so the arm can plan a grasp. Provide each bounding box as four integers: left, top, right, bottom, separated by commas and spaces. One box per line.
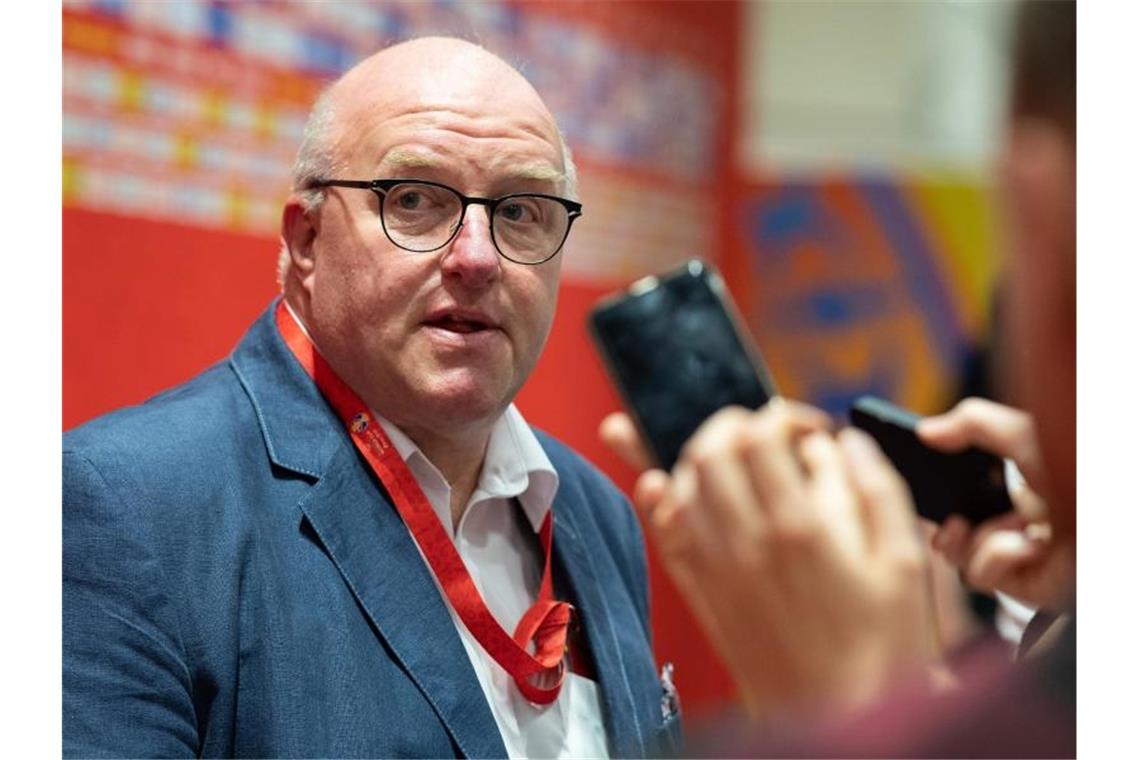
500, 201, 537, 223
396, 192, 423, 210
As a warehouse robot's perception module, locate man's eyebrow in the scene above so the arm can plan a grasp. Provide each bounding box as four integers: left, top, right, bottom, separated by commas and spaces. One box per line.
507, 162, 564, 184
379, 149, 445, 170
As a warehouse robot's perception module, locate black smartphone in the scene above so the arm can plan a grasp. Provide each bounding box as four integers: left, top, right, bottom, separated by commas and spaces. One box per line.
849, 396, 1012, 525
589, 259, 777, 470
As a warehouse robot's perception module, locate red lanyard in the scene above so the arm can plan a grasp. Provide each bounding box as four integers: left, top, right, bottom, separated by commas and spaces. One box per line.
276, 301, 571, 704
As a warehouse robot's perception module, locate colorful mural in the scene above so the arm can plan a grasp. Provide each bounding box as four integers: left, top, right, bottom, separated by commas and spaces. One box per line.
730, 176, 1002, 417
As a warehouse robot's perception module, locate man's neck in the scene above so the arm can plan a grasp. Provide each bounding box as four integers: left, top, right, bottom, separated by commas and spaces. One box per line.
401, 422, 492, 531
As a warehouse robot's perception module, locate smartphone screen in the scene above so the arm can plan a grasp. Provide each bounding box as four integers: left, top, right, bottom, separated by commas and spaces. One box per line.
589, 259, 776, 470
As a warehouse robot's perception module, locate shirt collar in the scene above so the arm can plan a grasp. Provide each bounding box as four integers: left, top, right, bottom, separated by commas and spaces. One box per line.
374, 404, 559, 535
474, 404, 559, 532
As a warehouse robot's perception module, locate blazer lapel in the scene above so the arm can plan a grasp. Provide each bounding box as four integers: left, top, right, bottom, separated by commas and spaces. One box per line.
232, 303, 505, 758
297, 442, 506, 758
554, 506, 650, 759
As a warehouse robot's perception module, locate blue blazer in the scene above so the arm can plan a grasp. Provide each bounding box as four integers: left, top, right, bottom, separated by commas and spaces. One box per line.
63, 301, 680, 758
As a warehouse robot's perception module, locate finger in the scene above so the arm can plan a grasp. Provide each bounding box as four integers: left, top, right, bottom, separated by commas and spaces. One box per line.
733, 402, 832, 519
915, 398, 1044, 484
632, 469, 671, 520
799, 430, 857, 519
916, 398, 1031, 452
599, 411, 654, 472
658, 459, 718, 556
931, 515, 971, 568
632, 468, 702, 568
1009, 474, 1050, 523
964, 528, 1048, 592
936, 511, 1030, 590
682, 408, 767, 535
838, 427, 919, 555
799, 430, 863, 551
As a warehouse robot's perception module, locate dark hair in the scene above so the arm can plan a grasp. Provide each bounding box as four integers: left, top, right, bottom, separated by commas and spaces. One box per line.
1011, 0, 1076, 136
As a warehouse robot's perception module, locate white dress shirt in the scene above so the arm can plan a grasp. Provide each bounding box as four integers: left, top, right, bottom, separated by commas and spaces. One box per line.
375, 406, 610, 759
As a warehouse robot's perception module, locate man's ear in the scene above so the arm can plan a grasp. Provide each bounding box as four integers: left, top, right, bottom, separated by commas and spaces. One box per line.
281, 196, 319, 293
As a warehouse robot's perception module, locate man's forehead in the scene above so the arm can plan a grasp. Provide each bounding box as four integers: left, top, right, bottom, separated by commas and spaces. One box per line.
325, 38, 565, 187
334, 39, 554, 127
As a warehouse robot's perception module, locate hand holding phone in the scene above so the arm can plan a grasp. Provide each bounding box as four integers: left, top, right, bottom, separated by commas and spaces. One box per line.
849, 396, 1012, 525
589, 259, 777, 470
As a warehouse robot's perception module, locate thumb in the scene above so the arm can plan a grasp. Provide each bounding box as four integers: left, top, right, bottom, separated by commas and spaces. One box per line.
916, 398, 1044, 486
599, 412, 654, 472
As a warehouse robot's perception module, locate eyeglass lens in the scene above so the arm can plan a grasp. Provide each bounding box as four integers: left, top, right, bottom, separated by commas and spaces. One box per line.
381, 182, 571, 263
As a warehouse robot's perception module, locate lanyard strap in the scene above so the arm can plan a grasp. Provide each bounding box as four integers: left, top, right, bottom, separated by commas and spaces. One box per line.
276, 301, 571, 704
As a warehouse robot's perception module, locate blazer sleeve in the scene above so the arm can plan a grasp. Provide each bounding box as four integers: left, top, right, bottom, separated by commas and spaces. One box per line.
63, 451, 199, 758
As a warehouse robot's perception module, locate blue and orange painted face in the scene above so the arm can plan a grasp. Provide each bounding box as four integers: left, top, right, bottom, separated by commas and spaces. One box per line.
735, 178, 996, 416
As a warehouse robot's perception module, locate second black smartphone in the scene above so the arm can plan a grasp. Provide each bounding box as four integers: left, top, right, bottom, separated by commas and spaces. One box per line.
849, 396, 1012, 525
589, 259, 777, 470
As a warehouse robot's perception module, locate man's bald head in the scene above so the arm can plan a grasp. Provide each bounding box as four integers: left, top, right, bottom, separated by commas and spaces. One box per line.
330, 38, 558, 140
286, 37, 576, 216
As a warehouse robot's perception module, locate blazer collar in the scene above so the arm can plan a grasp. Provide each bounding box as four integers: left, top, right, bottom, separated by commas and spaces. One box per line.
228, 298, 343, 480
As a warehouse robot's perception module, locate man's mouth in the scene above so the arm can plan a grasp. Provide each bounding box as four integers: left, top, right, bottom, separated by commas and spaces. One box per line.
423, 310, 500, 335
429, 316, 488, 334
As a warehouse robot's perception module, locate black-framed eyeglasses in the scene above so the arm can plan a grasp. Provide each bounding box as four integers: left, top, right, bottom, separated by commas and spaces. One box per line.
310, 178, 583, 265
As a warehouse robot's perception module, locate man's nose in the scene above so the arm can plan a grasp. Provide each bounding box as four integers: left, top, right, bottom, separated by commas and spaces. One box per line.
441, 204, 501, 284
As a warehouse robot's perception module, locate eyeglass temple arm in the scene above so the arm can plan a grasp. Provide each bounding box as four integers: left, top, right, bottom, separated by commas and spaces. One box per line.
309, 179, 376, 190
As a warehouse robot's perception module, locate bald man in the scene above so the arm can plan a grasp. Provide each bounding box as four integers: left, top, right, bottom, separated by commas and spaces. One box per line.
63, 38, 676, 758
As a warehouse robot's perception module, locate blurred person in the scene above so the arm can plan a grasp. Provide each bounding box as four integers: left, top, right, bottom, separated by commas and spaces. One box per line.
920, 0, 1078, 641
63, 37, 678, 758
601, 0, 1075, 755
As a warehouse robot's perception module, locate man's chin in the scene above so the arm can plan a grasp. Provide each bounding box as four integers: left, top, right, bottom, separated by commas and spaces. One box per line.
415, 381, 513, 430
